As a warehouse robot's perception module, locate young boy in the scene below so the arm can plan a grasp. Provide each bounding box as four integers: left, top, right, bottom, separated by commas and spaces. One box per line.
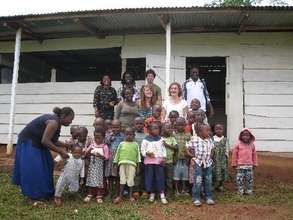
168, 110, 179, 133
144, 104, 162, 134
190, 98, 201, 112
173, 117, 191, 195
185, 111, 196, 135
93, 117, 105, 130
187, 123, 215, 207
113, 127, 141, 203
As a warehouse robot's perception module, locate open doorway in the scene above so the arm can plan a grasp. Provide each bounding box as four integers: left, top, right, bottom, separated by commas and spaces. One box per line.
186, 57, 226, 129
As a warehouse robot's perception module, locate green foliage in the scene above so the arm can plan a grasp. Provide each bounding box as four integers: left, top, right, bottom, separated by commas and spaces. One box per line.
205, 0, 288, 7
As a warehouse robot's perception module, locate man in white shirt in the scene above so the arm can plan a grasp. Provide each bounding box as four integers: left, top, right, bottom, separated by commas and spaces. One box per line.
182, 67, 214, 117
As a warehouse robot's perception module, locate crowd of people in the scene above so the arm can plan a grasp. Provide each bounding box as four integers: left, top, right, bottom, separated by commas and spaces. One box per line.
12, 67, 258, 208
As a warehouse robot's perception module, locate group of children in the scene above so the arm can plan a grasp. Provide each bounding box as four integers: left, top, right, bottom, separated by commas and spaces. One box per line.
54, 98, 258, 207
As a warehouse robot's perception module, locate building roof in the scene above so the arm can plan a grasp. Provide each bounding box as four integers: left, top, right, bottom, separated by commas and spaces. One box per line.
0, 6, 293, 41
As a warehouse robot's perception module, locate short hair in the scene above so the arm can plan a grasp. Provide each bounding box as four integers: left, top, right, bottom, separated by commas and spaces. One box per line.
168, 110, 179, 117
100, 75, 112, 86
124, 127, 135, 134
94, 127, 105, 137
168, 82, 183, 97
121, 71, 135, 85
121, 87, 135, 99
145, 69, 156, 78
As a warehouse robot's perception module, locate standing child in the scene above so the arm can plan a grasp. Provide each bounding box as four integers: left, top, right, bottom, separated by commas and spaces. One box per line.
84, 127, 109, 203
161, 122, 178, 198
113, 127, 141, 203
93, 117, 105, 130
54, 146, 85, 206
189, 98, 201, 112
141, 123, 168, 204
187, 123, 215, 207
231, 128, 258, 195
133, 117, 146, 198
144, 104, 162, 134
185, 111, 196, 135
173, 117, 191, 195
168, 110, 179, 133
212, 123, 229, 191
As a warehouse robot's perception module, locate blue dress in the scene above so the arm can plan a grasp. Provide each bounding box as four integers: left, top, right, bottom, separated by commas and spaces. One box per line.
12, 114, 61, 199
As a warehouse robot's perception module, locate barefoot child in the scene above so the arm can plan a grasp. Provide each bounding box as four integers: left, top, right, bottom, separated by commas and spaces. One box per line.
212, 123, 229, 191
84, 127, 109, 203
187, 124, 215, 207
231, 128, 258, 195
54, 146, 85, 206
141, 123, 168, 204
113, 127, 141, 203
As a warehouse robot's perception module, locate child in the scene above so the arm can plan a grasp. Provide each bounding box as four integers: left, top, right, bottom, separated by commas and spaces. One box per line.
161, 122, 178, 198
84, 127, 109, 203
168, 110, 179, 133
187, 123, 215, 207
133, 117, 146, 198
231, 128, 258, 195
173, 117, 191, 195
104, 119, 124, 199
212, 123, 229, 191
93, 117, 105, 130
54, 146, 85, 206
185, 111, 196, 135
76, 127, 89, 148
144, 104, 162, 134
113, 127, 141, 203
141, 123, 168, 204
190, 98, 201, 112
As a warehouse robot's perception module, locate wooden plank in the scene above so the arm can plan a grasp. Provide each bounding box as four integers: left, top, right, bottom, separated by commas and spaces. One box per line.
245, 94, 293, 106
250, 128, 293, 141
244, 56, 293, 69
245, 114, 293, 129
244, 69, 293, 82
255, 140, 293, 152
244, 82, 293, 94
245, 106, 293, 117
0, 94, 93, 104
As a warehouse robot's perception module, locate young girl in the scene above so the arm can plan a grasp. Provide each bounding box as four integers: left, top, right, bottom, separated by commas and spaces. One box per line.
212, 123, 229, 191
113, 127, 141, 203
84, 127, 109, 203
231, 128, 258, 195
141, 123, 168, 204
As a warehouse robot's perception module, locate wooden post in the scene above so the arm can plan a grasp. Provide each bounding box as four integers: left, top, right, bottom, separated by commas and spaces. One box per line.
7, 28, 22, 155
165, 21, 171, 98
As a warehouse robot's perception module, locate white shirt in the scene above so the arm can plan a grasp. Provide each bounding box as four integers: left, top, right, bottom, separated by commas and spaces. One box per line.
163, 98, 187, 120
183, 78, 210, 112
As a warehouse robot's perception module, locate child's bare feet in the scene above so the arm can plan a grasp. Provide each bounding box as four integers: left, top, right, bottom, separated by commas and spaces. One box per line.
96, 197, 103, 203
84, 195, 92, 203
113, 196, 122, 204
129, 197, 135, 202
132, 192, 140, 199
54, 197, 62, 206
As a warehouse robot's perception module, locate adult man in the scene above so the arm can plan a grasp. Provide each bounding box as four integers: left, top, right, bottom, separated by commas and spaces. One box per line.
182, 66, 214, 117
145, 69, 162, 105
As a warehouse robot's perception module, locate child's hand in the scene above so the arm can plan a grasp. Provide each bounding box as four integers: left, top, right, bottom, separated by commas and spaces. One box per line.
109, 101, 116, 107
146, 152, 155, 158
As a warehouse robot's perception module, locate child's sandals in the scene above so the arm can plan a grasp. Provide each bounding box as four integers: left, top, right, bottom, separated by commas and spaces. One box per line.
84, 195, 92, 203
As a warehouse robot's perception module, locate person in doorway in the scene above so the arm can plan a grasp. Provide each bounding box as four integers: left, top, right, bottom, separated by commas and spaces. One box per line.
145, 69, 162, 105
182, 66, 214, 118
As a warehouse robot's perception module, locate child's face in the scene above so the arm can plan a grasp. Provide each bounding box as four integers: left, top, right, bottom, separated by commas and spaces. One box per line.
199, 126, 210, 139
111, 121, 121, 135
169, 113, 178, 124
190, 99, 201, 110
94, 133, 104, 144
93, 118, 104, 129
195, 112, 205, 123
176, 120, 186, 133
125, 129, 135, 141
72, 147, 82, 159
134, 119, 144, 132
214, 124, 224, 137
70, 127, 79, 139
240, 130, 252, 144
149, 124, 160, 136
187, 112, 196, 125
162, 124, 171, 137
77, 130, 88, 143
152, 107, 162, 119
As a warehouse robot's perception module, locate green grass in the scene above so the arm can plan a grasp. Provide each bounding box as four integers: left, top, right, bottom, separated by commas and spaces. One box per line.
1, 172, 293, 220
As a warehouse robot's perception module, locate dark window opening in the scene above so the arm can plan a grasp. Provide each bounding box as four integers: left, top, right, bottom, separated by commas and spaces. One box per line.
126, 58, 146, 81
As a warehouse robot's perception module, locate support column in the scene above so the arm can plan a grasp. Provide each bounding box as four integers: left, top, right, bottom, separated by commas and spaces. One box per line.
7, 28, 22, 155
165, 21, 171, 98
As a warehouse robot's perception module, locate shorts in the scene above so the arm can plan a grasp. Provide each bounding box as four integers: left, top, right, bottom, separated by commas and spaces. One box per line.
173, 159, 188, 181
119, 164, 136, 187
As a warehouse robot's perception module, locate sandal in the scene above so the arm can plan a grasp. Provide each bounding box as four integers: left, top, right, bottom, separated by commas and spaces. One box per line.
84, 195, 92, 203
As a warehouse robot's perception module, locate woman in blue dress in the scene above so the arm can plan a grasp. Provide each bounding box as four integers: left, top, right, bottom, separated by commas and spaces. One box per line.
12, 106, 74, 201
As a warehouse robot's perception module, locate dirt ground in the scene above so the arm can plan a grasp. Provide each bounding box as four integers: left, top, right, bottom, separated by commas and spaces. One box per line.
1, 145, 293, 220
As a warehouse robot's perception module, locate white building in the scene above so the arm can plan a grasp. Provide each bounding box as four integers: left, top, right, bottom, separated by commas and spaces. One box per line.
0, 6, 293, 152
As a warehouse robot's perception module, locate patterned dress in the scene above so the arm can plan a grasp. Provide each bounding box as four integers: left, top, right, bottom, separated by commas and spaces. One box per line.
93, 85, 118, 120
86, 142, 109, 188
212, 136, 229, 183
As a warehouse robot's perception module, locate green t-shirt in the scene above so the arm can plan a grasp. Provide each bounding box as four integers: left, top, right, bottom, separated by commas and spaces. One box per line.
151, 83, 162, 97
163, 136, 178, 164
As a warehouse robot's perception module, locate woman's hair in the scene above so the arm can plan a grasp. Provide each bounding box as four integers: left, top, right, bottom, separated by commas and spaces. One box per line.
121, 71, 135, 86
168, 82, 183, 97
53, 107, 74, 118
145, 69, 156, 78
121, 87, 134, 99
94, 127, 105, 137
139, 85, 157, 109
100, 75, 111, 86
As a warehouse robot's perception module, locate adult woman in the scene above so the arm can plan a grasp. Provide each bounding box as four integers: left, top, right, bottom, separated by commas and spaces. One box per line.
117, 71, 140, 102
93, 75, 118, 120
115, 87, 139, 128
12, 107, 74, 201
137, 85, 157, 120
161, 82, 188, 121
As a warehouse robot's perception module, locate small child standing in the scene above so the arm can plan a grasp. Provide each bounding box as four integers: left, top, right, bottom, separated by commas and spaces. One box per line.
168, 110, 179, 133
185, 111, 196, 135
173, 117, 191, 195
187, 124, 215, 207
113, 127, 141, 203
161, 122, 178, 197
141, 123, 168, 204
231, 128, 258, 195
189, 98, 201, 112
54, 146, 85, 206
212, 123, 229, 191
84, 128, 109, 203
144, 105, 162, 134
